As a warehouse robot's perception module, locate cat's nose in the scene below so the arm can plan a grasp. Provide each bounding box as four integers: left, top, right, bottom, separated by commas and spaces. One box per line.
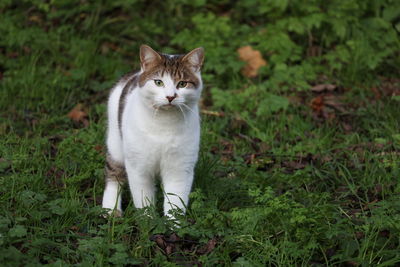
166, 94, 177, 103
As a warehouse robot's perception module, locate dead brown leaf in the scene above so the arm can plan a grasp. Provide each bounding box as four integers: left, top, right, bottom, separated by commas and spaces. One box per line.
283, 160, 307, 170
307, 45, 322, 57
150, 233, 217, 259
94, 145, 104, 154
370, 87, 381, 99
152, 235, 167, 250
323, 95, 346, 113
201, 110, 225, 117
379, 77, 400, 97
197, 238, 217, 255
67, 104, 89, 127
220, 139, 234, 162
70, 226, 79, 232
310, 95, 324, 114
311, 84, 337, 92
237, 45, 267, 77
29, 15, 43, 24
310, 94, 348, 121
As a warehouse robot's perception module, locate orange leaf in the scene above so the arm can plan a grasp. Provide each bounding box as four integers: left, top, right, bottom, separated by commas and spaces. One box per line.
237, 46, 267, 77
310, 95, 324, 113
67, 104, 88, 126
370, 87, 381, 99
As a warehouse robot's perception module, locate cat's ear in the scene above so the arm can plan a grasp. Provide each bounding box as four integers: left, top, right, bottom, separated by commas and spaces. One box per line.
140, 45, 162, 70
182, 47, 204, 72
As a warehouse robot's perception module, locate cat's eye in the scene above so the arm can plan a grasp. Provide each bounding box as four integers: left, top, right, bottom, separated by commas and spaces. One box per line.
177, 81, 188, 88
154, 80, 164, 87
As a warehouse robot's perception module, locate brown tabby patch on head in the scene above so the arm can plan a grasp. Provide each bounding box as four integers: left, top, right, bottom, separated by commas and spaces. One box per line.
138, 54, 200, 88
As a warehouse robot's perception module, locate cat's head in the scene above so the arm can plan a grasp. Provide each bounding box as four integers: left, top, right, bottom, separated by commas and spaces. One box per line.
137, 45, 204, 110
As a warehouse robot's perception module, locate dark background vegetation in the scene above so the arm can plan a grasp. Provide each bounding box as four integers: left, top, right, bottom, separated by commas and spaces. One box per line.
1, 0, 399, 265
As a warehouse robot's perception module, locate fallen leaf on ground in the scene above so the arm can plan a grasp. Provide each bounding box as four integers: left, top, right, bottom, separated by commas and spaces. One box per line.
283, 160, 307, 170
201, 110, 225, 117
370, 87, 381, 99
94, 145, 104, 153
323, 95, 346, 112
67, 103, 89, 126
379, 77, 400, 97
310, 95, 324, 113
197, 238, 217, 255
311, 84, 336, 92
310, 94, 348, 121
152, 235, 167, 249
237, 45, 267, 77
307, 45, 322, 57
29, 15, 43, 24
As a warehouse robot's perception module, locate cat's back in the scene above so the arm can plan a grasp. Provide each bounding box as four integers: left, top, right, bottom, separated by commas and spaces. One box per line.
108, 72, 139, 124
106, 72, 139, 163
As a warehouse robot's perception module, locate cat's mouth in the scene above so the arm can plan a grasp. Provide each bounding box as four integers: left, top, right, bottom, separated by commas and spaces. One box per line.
155, 103, 178, 110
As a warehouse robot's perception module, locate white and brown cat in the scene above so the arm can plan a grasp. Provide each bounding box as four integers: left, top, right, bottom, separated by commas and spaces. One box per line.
102, 45, 204, 219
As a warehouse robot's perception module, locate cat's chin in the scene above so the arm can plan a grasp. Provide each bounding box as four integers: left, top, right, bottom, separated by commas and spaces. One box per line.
158, 104, 178, 111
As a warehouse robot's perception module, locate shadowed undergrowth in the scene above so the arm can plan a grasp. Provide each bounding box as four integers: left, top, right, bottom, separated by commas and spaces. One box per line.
1, 1, 400, 266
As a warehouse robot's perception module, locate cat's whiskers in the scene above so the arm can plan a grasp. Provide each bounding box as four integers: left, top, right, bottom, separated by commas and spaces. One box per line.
177, 104, 188, 125
151, 102, 161, 122
180, 103, 199, 121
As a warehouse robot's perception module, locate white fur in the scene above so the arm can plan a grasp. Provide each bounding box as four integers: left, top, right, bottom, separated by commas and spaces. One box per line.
102, 71, 202, 218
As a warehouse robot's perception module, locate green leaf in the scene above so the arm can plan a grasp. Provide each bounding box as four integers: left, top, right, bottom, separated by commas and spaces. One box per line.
256, 93, 289, 115
48, 199, 67, 215
233, 257, 256, 266
9, 225, 27, 238
0, 159, 11, 172
374, 138, 387, 145
392, 134, 400, 144
391, 95, 400, 102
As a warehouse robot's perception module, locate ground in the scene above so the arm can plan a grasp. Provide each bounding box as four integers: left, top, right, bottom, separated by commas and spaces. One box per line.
1, 1, 399, 266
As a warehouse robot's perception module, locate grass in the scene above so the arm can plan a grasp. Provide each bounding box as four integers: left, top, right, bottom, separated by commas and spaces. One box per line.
1, 1, 400, 266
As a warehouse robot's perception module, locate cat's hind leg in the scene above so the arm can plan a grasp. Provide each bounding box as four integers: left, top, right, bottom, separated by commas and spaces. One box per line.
102, 154, 126, 217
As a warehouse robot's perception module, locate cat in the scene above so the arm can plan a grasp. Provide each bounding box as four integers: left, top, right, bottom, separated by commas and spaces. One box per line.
102, 45, 204, 220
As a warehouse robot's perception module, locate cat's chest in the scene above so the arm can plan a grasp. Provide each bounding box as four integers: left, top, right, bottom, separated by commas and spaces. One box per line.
122, 125, 186, 164
124, 122, 187, 150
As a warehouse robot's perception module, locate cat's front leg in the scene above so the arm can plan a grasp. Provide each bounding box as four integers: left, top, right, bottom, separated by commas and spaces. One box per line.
124, 160, 156, 209
161, 168, 194, 218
